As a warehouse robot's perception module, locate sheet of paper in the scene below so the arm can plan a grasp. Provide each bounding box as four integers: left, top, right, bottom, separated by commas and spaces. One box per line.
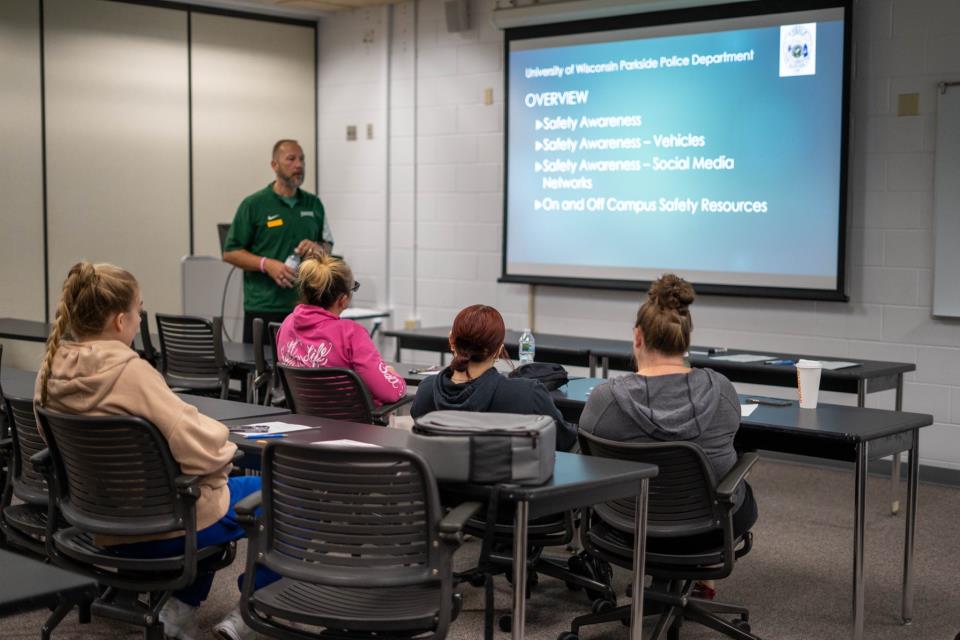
710, 354, 773, 363
233, 421, 314, 435
740, 404, 758, 417
688, 349, 709, 356
819, 361, 860, 370
313, 439, 381, 448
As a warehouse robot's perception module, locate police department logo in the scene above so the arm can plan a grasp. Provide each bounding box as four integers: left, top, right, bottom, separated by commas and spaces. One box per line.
779, 23, 817, 77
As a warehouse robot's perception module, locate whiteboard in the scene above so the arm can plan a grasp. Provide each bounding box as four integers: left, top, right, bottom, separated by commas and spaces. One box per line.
933, 83, 960, 317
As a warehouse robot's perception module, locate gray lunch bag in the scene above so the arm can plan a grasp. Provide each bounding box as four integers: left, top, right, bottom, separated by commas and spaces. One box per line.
409, 411, 556, 485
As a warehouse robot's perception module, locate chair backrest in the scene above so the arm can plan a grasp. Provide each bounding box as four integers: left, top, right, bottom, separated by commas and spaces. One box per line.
267, 321, 282, 367
252, 318, 267, 377
5, 396, 49, 505
138, 309, 159, 368
35, 407, 193, 537
258, 441, 445, 587
155, 313, 227, 387
277, 364, 375, 423
579, 431, 720, 539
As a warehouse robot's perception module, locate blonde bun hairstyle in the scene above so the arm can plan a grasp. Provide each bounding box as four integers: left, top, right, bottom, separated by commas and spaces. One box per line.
635, 273, 695, 356
298, 254, 354, 309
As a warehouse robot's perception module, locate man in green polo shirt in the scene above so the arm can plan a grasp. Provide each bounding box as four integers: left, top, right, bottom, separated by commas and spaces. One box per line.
223, 139, 334, 343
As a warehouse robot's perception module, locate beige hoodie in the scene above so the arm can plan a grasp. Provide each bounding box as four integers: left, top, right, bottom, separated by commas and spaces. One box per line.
35, 339, 237, 545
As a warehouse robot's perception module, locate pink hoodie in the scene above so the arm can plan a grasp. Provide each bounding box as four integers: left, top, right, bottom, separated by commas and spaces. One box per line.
277, 305, 406, 405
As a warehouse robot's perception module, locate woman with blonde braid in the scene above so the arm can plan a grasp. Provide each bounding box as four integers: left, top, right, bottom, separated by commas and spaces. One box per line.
276, 254, 405, 405
36, 262, 272, 640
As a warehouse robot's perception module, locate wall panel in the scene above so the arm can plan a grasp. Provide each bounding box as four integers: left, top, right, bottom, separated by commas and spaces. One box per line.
44, 0, 189, 315
191, 13, 316, 258
0, 0, 45, 323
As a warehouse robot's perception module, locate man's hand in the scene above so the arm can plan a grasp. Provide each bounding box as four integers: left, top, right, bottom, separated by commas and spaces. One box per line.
263, 258, 297, 288
295, 239, 327, 260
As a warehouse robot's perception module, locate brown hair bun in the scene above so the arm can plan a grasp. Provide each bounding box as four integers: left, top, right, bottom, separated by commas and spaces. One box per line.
647, 273, 695, 314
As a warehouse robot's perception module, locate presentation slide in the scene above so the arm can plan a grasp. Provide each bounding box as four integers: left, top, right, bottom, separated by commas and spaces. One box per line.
504, 4, 849, 296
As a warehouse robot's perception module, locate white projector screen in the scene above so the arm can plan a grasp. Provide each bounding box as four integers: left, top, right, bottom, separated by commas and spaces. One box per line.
501, 0, 851, 300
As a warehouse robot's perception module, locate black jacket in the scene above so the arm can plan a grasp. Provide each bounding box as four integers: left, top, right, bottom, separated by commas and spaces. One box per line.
410, 367, 577, 451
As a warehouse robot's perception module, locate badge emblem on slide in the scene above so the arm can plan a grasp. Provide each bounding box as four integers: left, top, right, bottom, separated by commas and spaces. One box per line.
779, 23, 816, 77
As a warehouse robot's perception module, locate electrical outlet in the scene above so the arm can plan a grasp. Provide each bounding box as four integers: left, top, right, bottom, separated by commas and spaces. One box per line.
346, 125, 357, 141
366, 123, 374, 139
484, 87, 494, 105
403, 317, 421, 330
897, 93, 919, 116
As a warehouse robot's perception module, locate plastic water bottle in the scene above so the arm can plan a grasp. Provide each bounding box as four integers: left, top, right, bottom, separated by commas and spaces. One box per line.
518, 328, 535, 364
284, 253, 301, 272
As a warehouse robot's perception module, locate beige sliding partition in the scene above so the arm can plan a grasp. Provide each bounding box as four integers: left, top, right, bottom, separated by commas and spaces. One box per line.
191, 13, 316, 258
0, 0, 45, 321
44, 0, 189, 316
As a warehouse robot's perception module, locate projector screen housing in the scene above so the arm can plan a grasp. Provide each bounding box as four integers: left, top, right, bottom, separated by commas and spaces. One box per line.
500, 0, 852, 301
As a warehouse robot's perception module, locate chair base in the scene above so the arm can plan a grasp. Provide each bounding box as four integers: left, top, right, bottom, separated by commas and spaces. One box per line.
566, 579, 760, 640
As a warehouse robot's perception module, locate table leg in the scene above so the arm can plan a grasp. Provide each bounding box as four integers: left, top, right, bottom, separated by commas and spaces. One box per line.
629, 478, 649, 640
394, 340, 401, 361
902, 430, 919, 623
853, 441, 867, 640
512, 500, 530, 640
891, 375, 905, 515
589, 354, 597, 378
602, 356, 609, 378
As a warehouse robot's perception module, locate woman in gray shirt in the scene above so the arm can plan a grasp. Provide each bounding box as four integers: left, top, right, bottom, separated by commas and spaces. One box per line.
579, 274, 757, 597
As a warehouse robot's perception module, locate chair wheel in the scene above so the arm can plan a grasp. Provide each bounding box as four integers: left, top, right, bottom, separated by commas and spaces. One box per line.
733, 618, 751, 633
498, 614, 512, 632
557, 633, 579, 640
591, 598, 615, 615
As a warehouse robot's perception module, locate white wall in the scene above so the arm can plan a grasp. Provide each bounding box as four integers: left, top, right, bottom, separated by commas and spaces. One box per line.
318, 0, 960, 471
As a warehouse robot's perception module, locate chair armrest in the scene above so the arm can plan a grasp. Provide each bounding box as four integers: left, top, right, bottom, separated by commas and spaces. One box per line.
438, 501, 483, 545
231, 448, 246, 465
175, 474, 201, 500
715, 452, 759, 503
0, 437, 12, 454
30, 448, 51, 474
234, 490, 262, 526
371, 395, 414, 420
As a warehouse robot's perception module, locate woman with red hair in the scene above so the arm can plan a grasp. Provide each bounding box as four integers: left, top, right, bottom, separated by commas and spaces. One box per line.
410, 304, 576, 451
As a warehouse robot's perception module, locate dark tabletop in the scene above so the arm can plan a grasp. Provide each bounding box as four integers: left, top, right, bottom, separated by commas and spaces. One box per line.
2, 367, 289, 421
0, 317, 154, 355
1, 367, 38, 400
385, 326, 592, 367
225, 414, 657, 520
0, 549, 98, 616
384, 326, 916, 393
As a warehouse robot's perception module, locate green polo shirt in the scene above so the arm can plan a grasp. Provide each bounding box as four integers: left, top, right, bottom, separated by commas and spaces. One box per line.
224, 183, 330, 313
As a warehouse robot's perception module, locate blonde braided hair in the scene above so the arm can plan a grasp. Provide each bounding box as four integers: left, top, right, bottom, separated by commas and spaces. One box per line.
38, 262, 138, 406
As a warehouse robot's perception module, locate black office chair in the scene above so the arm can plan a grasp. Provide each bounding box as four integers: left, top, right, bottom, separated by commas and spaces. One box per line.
137, 309, 160, 369
155, 313, 230, 398
251, 318, 284, 406
560, 432, 759, 640
234, 441, 481, 639
0, 396, 52, 556
34, 407, 237, 640
277, 364, 412, 425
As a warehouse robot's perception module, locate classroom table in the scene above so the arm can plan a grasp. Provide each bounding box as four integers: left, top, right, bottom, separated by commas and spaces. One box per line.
0, 548, 98, 638
224, 413, 657, 640
554, 377, 932, 640
1, 367, 289, 423
385, 326, 917, 512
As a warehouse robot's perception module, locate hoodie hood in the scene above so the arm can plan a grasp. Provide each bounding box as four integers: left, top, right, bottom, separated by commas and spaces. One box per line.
40, 340, 139, 413
432, 367, 502, 412
290, 304, 339, 333
607, 368, 724, 441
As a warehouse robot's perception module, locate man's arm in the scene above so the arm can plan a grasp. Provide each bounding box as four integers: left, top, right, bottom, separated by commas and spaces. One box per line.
223, 249, 296, 289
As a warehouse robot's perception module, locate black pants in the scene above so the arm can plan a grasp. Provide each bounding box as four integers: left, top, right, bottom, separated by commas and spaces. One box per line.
242, 311, 291, 344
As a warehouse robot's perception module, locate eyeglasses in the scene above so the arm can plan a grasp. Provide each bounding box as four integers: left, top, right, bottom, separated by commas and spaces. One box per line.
351, 281, 361, 293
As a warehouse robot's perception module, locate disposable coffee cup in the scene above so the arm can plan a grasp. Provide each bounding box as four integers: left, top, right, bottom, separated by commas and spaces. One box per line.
796, 359, 823, 409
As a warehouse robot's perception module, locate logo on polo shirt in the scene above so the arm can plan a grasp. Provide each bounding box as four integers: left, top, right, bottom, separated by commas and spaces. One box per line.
301, 211, 315, 218
266, 214, 283, 228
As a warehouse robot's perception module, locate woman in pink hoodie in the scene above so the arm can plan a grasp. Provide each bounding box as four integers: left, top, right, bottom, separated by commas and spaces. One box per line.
276, 255, 405, 405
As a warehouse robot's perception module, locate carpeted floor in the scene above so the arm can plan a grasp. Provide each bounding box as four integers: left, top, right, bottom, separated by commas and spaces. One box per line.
4, 458, 960, 639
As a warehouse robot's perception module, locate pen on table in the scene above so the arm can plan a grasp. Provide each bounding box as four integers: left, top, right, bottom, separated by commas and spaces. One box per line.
244, 432, 287, 439
744, 397, 791, 406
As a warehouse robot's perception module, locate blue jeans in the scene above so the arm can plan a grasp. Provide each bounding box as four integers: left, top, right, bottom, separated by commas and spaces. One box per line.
114, 476, 279, 606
